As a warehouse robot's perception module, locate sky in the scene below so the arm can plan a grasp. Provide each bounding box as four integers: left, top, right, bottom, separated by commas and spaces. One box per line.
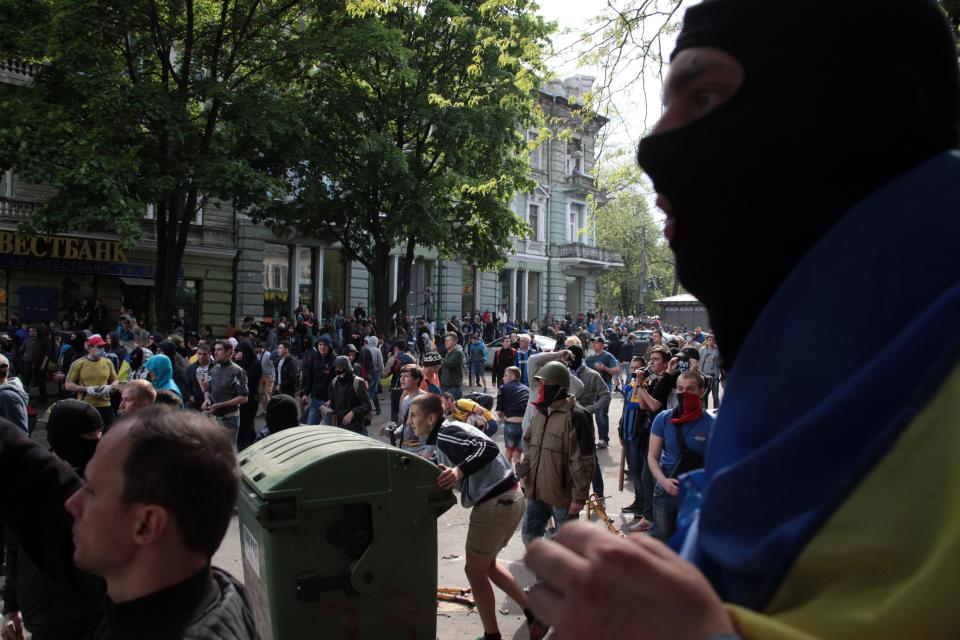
534, 0, 691, 160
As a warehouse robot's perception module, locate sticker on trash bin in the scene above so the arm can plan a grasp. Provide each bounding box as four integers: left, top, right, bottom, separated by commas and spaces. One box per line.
242, 523, 261, 579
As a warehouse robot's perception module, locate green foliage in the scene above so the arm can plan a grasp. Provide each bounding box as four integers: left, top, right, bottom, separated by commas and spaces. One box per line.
254, 0, 551, 328
591, 152, 676, 315
0, 0, 312, 326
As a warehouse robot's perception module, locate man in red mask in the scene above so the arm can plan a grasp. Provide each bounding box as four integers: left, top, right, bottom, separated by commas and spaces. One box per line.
646, 371, 713, 542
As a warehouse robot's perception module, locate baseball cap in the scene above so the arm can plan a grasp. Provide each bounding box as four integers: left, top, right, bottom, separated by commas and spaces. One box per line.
679, 346, 701, 361
422, 352, 442, 365
86, 334, 107, 347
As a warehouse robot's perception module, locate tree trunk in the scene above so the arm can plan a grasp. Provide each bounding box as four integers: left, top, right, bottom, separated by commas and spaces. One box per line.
370, 250, 392, 340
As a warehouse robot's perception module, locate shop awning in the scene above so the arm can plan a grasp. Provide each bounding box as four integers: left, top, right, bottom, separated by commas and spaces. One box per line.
119, 276, 156, 287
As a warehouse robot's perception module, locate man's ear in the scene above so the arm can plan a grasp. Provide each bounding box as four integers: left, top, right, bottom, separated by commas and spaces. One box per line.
130, 505, 170, 546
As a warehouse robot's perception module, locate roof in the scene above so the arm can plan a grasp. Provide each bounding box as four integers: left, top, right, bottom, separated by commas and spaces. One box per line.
653, 294, 701, 304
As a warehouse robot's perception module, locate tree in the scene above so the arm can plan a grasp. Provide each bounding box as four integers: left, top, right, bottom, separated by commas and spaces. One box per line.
591, 156, 676, 316
0, 0, 311, 329
254, 0, 551, 334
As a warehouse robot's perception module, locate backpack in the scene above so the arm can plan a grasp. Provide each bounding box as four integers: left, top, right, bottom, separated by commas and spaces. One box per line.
361, 346, 374, 374
351, 376, 373, 426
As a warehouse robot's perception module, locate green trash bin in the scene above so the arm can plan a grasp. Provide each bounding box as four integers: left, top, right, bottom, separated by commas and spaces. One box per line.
237, 427, 455, 639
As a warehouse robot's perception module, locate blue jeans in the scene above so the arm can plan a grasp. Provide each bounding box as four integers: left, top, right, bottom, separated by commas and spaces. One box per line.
217, 415, 240, 448
653, 490, 679, 542
521, 498, 573, 547
441, 385, 462, 400
623, 438, 643, 504
303, 398, 326, 425
468, 362, 485, 386
367, 371, 381, 413
595, 409, 610, 443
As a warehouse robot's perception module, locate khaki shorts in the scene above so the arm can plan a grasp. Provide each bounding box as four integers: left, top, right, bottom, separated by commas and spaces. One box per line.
259, 377, 274, 396
466, 486, 524, 557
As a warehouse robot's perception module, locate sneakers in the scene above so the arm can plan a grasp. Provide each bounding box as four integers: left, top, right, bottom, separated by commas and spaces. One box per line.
625, 517, 653, 533
621, 502, 640, 514
596, 440, 609, 449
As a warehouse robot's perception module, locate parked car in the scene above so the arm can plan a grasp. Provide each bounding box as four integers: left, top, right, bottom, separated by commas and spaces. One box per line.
484, 334, 557, 369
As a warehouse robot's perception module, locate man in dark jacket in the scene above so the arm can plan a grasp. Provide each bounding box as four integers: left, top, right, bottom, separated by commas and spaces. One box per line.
274, 340, 299, 397
299, 334, 334, 425
0, 407, 257, 639
323, 356, 372, 435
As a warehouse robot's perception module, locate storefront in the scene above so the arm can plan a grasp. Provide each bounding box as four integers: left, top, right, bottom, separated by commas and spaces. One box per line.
0, 228, 232, 333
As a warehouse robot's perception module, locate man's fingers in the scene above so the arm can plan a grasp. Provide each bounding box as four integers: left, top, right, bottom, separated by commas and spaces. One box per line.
526, 582, 571, 635
525, 537, 591, 588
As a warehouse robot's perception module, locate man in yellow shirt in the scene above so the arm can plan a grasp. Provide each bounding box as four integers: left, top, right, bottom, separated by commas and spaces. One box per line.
441, 392, 499, 436
65, 334, 117, 428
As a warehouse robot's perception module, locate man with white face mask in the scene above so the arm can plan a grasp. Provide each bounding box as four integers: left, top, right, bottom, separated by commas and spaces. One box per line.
64, 334, 117, 429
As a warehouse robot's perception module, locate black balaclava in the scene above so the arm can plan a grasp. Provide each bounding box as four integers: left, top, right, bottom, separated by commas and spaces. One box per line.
637, 0, 960, 368
47, 399, 103, 476
568, 345, 584, 370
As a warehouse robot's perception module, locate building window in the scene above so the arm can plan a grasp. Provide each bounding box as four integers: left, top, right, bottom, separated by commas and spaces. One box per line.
528, 203, 540, 241
144, 195, 204, 225
528, 131, 541, 170
568, 210, 577, 243
0, 170, 11, 198
263, 243, 290, 320
567, 137, 583, 175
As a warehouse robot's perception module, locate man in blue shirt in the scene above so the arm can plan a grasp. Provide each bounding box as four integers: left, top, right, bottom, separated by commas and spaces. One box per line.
648, 371, 713, 542
584, 336, 619, 448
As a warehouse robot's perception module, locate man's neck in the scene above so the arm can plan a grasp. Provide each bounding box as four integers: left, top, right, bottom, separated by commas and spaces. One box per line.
106, 551, 208, 604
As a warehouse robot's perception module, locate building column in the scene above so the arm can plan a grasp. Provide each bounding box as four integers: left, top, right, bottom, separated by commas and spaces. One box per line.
508, 268, 517, 322
288, 244, 300, 314
520, 269, 529, 322
474, 268, 482, 312
389, 254, 399, 307
313, 247, 324, 319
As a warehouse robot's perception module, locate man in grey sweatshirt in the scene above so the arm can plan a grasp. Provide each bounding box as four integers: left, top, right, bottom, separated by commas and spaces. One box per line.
0, 354, 29, 432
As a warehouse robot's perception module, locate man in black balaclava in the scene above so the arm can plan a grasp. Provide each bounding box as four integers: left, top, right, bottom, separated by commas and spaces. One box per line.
637, 0, 960, 369
523, 1, 960, 638
1, 399, 103, 639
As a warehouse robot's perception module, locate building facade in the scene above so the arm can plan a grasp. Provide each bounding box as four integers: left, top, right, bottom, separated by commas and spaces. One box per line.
233, 75, 624, 326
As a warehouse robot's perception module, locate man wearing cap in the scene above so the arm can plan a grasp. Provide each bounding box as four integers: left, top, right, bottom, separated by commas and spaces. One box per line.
202, 340, 248, 446
299, 334, 335, 425
516, 361, 595, 547
524, 1, 960, 637
584, 336, 619, 449
64, 334, 117, 429
419, 351, 443, 394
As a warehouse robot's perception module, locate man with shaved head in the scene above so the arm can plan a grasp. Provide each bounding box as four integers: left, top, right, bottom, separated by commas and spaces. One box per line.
0, 407, 256, 637
117, 379, 156, 416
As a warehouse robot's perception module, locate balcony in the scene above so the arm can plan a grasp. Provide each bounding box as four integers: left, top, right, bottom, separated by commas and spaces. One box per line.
0, 59, 40, 86
550, 242, 623, 267
561, 171, 599, 196
0, 197, 39, 220
512, 236, 548, 257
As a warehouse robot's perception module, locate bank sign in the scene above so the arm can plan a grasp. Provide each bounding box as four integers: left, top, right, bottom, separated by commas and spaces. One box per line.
0, 231, 158, 277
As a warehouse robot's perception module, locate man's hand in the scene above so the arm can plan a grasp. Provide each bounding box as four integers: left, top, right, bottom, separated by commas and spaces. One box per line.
666, 357, 680, 375
559, 349, 573, 363
202, 400, 214, 413
662, 478, 680, 497
343, 411, 354, 426
1, 611, 25, 640
300, 394, 310, 408
436, 463, 463, 490
472, 405, 484, 416
568, 501, 583, 516
525, 522, 734, 640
